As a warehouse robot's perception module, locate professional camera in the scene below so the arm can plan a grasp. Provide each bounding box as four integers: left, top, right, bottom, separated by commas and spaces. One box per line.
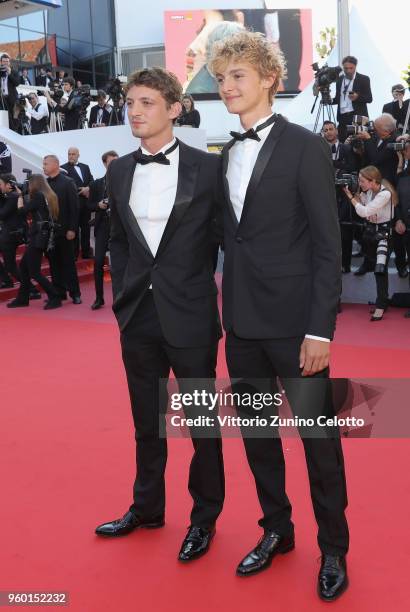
312, 63, 342, 89
386, 141, 409, 152
334, 170, 359, 193
51, 88, 64, 102
8, 168, 32, 195
106, 77, 125, 102
346, 115, 375, 137
69, 84, 92, 111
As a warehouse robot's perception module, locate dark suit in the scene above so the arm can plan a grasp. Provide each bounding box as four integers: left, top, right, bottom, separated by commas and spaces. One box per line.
57, 91, 80, 131
382, 99, 410, 129
88, 176, 110, 298
333, 72, 372, 141
221, 115, 349, 556
88, 104, 117, 127
1, 69, 20, 130
107, 140, 224, 527
61, 161, 94, 257
19, 75, 31, 86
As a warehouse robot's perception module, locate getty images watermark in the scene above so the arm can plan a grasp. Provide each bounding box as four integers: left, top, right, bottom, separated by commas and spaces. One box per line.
158, 378, 410, 439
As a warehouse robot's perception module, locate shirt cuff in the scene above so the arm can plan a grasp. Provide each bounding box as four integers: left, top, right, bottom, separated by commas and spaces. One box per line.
305, 334, 330, 343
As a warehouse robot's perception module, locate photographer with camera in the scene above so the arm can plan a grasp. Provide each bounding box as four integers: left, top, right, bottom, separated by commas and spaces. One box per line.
355, 112, 408, 277
7, 175, 62, 310
88, 90, 116, 128
88, 150, 118, 309
333, 56, 372, 142
0, 174, 40, 299
322, 120, 361, 273
44, 83, 64, 132
343, 166, 397, 321
383, 84, 409, 131
0, 53, 20, 131
43, 155, 81, 304
25, 92, 49, 135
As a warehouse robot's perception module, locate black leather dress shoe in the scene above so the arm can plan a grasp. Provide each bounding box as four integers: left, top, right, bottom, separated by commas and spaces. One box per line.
72, 296, 82, 305
178, 526, 215, 562
91, 298, 104, 310
7, 299, 29, 308
95, 511, 164, 537
318, 555, 348, 601
236, 531, 295, 576
44, 298, 62, 310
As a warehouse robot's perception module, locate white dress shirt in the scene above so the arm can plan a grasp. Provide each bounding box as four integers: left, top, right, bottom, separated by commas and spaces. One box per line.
339, 74, 356, 114
129, 138, 178, 257
355, 187, 392, 223
73, 164, 84, 182
226, 114, 329, 343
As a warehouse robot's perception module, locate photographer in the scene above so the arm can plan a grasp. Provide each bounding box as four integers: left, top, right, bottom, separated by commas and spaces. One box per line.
333, 56, 372, 142
383, 84, 409, 131
7, 175, 61, 310
356, 112, 408, 277
44, 83, 64, 132
88, 150, 118, 309
25, 92, 49, 135
322, 120, 361, 273
343, 166, 397, 321
0, 53, 20, 131
56, 77, 80, 131
395, 139, 410, 316
88, 90, 116, 128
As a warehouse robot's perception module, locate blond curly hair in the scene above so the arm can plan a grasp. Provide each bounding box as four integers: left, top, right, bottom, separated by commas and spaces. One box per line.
208, 30, 287, 103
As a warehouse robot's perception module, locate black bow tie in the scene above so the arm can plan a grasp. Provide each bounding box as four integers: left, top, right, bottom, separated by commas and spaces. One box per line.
134, 140, 179, 166
230, 114, 276, 142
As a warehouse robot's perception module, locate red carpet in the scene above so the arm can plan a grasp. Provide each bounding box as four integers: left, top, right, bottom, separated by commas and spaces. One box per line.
1, 282, 409, 611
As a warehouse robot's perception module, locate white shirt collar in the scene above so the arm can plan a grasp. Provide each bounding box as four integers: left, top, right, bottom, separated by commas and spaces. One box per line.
240, 113, 274, 134
141, 137, 177, 157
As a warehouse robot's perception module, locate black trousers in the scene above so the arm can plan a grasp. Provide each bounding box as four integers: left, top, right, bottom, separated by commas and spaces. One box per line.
392, 229, 407, 271
340, 223, 353, 269
225, 332, 349, 556
94, 222, 109, 299
74, 203, 92, 258
47, 235, 81, 298
337, 111, 355, 143
120, 291, 225, 529
17, 244, 59, 302
0, 240, 21, 282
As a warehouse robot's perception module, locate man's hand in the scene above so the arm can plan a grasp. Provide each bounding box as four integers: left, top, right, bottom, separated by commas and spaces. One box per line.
348, 92, 359, 101
98, 201, 108, 210
299, 338, 330, 377
395, 220, 406, 235
355, 131, 371, 141
79, 186, 90, 198
66, 230, 75, 240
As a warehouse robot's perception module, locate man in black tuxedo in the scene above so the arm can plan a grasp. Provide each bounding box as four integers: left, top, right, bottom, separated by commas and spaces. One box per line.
210, 31, 349, 601
43, 154, 82, 304
56, 77, 80, 131
87, 150, 119, 309
88, 90, 117, 128
19, 68, 31, 86
61, 147, 94, 259
0, 54, 20, 131
95, 68, 225, 561
333, 55, 372, 142
382, 84, 409, 131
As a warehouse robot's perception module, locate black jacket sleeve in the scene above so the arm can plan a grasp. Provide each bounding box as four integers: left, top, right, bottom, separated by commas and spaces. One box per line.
107, 161, 129, 300
355, 74, 372, 105
66, 179, 80, 232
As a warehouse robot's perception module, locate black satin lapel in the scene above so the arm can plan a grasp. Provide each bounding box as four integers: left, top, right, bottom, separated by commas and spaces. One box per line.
155, 147, 198, 258
120, 155, 154, 258
239, 116, 288, 228
222, 139, 239, 227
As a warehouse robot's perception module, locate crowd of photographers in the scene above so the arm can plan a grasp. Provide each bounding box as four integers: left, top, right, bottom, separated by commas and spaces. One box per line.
318, 55, 410, 320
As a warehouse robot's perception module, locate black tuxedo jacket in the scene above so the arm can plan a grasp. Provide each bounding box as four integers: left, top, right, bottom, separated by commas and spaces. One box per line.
382, 99, 409, 128
88, 104, 117, 127
36, 75, 47, 87
4, 70, 19, 107
19, 75, 31, 86
221, 115, 341, 340
61, 162, 93, 188
108, 140, 222, 345
333, 72, 373, 119
363, 134, 398, 185
88, 176, 109, 234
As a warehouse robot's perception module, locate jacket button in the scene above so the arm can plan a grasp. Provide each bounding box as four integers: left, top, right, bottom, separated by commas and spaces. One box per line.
152, 263, 158, 270
236, 236, 243, 243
